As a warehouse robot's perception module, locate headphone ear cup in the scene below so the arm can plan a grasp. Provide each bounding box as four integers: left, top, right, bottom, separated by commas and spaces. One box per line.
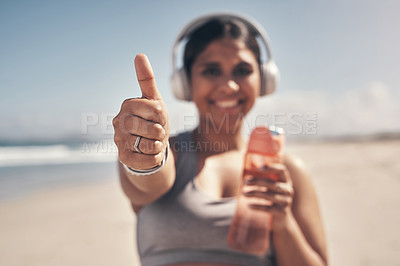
260, 61, 280, 96
171, 68, 191, 101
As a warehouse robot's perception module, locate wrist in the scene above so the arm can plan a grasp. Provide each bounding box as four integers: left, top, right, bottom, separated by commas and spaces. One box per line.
272, 210, 297, 233
121, 143, 169, 176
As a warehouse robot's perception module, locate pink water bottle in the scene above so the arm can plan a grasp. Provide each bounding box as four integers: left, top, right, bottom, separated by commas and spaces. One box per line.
227, 126, 285, 254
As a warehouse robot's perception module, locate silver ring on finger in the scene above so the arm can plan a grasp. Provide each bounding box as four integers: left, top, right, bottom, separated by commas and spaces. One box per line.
133, 136, 143, 154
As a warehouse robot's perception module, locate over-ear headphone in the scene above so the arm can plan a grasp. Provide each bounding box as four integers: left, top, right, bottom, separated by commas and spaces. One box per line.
170, 12, 280, 101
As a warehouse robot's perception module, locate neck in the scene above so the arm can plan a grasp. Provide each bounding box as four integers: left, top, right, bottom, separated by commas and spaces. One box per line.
193, 122, 246, 154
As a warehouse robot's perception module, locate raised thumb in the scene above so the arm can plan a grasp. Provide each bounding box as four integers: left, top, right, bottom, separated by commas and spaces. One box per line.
134, 54, 162, 100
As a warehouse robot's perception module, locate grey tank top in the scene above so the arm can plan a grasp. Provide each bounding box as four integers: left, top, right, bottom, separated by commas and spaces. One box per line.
137, 131, 276, 266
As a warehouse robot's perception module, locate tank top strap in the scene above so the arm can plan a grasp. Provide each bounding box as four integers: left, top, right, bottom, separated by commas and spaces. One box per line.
162, 131, 197, 200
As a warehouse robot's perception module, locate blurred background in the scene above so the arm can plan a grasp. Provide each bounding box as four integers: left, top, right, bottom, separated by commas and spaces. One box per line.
1, 0, 399, 265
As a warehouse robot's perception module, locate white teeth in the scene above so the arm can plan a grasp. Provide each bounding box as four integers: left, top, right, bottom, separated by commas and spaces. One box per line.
214, 100, 239, 108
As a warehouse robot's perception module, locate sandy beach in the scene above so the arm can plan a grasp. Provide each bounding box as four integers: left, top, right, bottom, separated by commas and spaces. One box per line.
0, 139, 399, 266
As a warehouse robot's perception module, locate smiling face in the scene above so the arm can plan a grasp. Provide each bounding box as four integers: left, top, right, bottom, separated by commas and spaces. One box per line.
190, 37, 261, 133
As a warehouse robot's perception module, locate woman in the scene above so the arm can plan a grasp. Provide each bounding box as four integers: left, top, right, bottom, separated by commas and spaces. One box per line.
113, 13, 328, 266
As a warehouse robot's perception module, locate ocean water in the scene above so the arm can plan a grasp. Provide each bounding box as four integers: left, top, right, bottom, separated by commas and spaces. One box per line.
0, 140, 119, 201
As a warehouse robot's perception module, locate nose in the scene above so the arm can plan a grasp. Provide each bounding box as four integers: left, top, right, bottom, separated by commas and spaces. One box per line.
218, 79, 240, 94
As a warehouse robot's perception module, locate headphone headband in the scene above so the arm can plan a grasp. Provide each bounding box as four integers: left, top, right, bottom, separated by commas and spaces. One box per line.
171, 12, 280, 101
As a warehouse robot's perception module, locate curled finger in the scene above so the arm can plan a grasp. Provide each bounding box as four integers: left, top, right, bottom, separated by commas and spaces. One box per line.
119, 114, 165, 141
254, 163, 291, 182
244, 190, 292, 208
121, 98, 167, 126
248, 204, 284, 213
130, 135, 163, 155
245, 179, 293, 196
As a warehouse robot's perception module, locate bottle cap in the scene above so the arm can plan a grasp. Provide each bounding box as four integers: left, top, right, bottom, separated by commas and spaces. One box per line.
247, 126, 284, 156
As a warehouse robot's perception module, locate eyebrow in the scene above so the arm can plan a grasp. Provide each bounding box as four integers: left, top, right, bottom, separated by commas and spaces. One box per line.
197, 61, 253, 68
198, 62, 219, 68
235, 62, 253, 68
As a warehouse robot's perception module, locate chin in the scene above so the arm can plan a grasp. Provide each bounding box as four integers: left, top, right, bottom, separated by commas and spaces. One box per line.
201, 111, 247, 135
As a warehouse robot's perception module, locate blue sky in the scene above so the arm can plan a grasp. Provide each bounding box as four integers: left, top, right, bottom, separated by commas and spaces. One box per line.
1, 0, 399, 141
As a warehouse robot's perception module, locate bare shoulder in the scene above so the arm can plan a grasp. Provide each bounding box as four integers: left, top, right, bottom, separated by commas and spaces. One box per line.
282, 152, 317, 207
283, 153, 307, 173
282, 153, 311, 186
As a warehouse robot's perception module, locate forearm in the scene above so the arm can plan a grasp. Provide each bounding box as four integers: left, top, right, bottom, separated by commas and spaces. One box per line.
273, 212, 327, 266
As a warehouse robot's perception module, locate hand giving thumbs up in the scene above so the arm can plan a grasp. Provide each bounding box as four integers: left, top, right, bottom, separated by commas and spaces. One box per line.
113, 54, 170, 171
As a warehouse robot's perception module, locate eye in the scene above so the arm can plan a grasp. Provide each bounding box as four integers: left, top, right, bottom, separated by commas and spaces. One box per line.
202, 67, 221, 77
233, 66, 252, 77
